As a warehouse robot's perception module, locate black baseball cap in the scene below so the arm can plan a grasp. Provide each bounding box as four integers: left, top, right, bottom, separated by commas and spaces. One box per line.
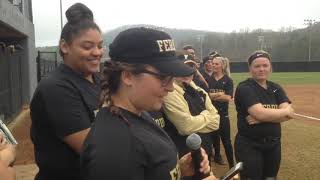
109, 27, 195, 77
208, 51, 221, 59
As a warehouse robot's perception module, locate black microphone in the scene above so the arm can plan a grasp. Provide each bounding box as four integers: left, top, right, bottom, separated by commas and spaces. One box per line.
186, 133, 209, 180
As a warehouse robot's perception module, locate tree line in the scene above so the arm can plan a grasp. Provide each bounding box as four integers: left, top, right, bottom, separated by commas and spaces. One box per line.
38, 23, 320, 62
104, 24, 320, 62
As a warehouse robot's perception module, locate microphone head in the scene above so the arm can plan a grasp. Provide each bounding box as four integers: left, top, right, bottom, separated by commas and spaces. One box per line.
186, 133, 202, 150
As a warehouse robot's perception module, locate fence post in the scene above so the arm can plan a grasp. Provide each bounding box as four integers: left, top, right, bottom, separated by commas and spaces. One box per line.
36, 51, 41, 82
54, 51, 58, 67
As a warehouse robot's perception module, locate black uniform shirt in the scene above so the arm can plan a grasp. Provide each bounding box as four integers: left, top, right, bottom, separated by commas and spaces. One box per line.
81, 107, 181, 180
30, 64, 100, 180
234, 78, 290, 139
201, 72, 233, 115
148, 110, 166, 129
193, 73, 209, 92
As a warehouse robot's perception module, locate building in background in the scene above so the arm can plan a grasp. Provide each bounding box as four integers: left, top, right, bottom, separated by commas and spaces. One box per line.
0, 0, 36, 122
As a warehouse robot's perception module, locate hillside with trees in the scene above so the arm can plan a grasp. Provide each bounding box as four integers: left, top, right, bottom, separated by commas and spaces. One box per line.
103, 23, 320, 62
37, 23, 320, 62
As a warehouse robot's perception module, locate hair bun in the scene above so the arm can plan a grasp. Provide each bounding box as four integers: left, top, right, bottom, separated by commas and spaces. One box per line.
65, 3, 93, 24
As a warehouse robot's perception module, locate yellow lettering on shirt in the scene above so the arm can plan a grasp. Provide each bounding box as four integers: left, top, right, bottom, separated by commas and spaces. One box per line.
154, 117, 166, 128
263, 104, 279, 109
209, 89, 225, 93
170, 155, 181, 180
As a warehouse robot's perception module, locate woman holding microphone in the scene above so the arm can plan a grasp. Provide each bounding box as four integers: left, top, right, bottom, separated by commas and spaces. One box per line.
81, 27, 218, 180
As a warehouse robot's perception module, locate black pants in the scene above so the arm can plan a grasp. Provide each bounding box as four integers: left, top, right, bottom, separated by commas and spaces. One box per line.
212, 115, 235, 168
234, 134, 281, 180
200, 133, 213, 166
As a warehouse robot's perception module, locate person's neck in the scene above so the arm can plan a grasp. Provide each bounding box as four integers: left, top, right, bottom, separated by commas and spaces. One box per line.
205, 69, 213, 76
254, 79, 267, 89
111, 90, 141, 116
214, 72, 224, 80
64, 61, 94, 83
84, 75, 94, 83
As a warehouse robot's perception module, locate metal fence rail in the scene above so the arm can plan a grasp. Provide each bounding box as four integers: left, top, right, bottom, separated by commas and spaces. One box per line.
0, 52, 23, 123
36, 51, 59, 82
230, 61, 320, 72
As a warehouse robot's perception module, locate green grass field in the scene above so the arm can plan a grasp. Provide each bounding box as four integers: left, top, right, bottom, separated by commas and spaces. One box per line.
221, 72, 320, 179
231, 72, 320, 86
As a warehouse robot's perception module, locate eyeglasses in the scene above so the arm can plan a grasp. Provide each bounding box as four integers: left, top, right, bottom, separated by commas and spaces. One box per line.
136, 69, 174, 87
205, 60, 213, 64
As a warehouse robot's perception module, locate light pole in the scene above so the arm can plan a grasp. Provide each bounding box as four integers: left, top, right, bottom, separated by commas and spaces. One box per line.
304, 19, 316, 62
258, 36, 264, 50
60, 0, 63, 30
197, 35, 204, 60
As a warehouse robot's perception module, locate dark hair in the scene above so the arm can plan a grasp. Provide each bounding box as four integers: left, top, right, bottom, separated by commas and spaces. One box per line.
248, 50, 271, 65
202, 56, 210, 64
59, 3, 101, 56
183, 45, 194, 51
99, 61, 147, 107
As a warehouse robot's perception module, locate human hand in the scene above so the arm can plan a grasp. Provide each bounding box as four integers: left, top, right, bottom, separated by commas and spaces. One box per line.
0, 160, 16, 180
0, 133, 16, 167
0, 133, 8, 151
202, 174, 218, 180
179, 148, 211, 177
246, 115, 261, 125
231, 173, 240, 180
218, 92, 225, 96
209, 93, 220, 100
285, 104, 294, 119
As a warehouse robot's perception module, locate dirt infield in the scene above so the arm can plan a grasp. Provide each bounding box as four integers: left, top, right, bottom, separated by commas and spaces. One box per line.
10, 84, 320, 177
11, 109, 34, 165
284, 84, 320, 124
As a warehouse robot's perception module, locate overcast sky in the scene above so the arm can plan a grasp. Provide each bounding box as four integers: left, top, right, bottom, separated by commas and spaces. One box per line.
32, 0, 320, 47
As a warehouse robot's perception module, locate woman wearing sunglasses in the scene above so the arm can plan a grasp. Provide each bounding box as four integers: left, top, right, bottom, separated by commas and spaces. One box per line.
81, 27, 218, 180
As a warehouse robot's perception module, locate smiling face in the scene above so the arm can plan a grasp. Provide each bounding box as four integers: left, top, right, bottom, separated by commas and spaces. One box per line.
125, 65, 175, 112
249, 57, 272, 82
60, 28, 104, 76
212, 58, 223, 74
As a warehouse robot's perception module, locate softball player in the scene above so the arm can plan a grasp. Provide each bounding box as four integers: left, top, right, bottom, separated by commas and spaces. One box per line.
81, 28, 217, 180
202, 56, 236, 169
234, 50, 294, 180
30, 3, 102, 180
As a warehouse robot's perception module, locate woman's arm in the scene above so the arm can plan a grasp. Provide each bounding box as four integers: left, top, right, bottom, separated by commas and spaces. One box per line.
195, 71, 209, 89
0, 161, 15, 180
41, 82, 93, 154
63, 128, 90, 154
163, 89, 219, 136
0, 134, 16, 167
209, 92, 231, 102
247, 103, 294, 123
209, 77, 233, 102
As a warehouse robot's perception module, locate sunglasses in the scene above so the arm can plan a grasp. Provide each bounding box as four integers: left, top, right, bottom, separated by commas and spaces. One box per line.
136, 69, 174, 87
